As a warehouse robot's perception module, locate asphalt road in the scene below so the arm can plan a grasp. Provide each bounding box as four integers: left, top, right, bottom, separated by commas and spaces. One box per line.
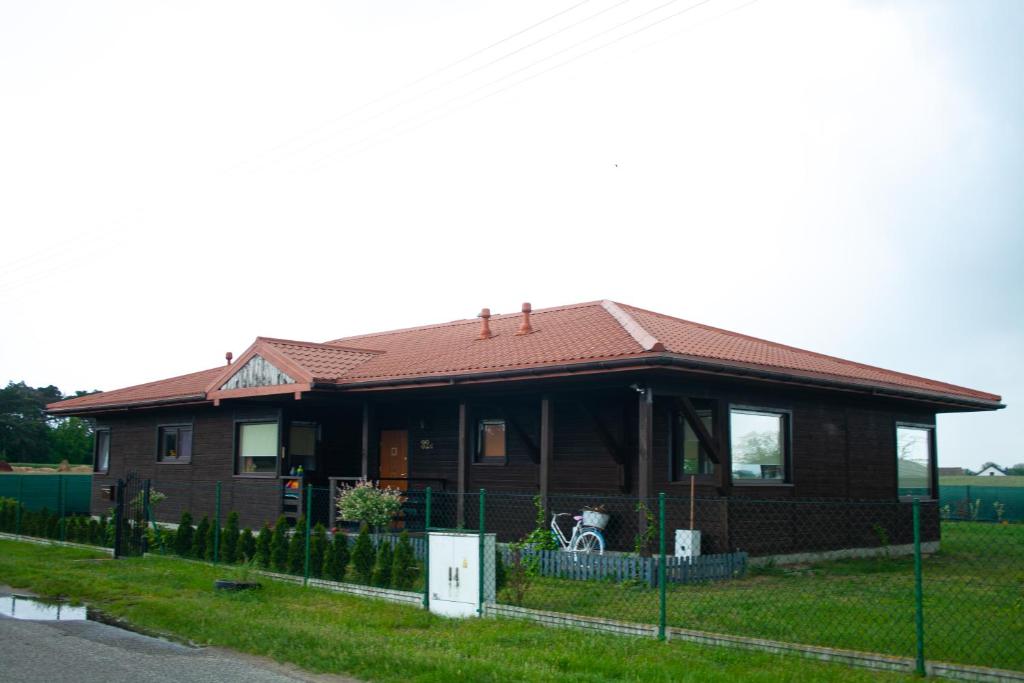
0, 609, 359, 683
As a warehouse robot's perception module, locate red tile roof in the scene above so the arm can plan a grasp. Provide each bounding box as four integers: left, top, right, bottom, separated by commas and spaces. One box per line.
47, 300, 1002, 414
48, 366, 222, 412
260, 338, 381, 383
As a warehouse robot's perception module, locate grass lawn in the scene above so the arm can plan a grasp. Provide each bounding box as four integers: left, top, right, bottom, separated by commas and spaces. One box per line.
0, 540, 918, 683
940, 476, 1024, 487
508, 522, 1023, 672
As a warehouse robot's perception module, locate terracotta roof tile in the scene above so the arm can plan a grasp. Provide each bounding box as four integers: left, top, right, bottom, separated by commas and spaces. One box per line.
328, 302, 645, 381
47, 299, 1002, 413
617, 303, 1000, 403
48, 367, 223, 412
260, 338, 380, 383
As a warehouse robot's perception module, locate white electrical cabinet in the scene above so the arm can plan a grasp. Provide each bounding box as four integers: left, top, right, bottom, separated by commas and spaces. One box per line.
675, 529, 701, 560
428, 531, 496, 618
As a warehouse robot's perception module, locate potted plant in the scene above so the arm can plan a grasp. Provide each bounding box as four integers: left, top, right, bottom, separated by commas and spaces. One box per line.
214, 558, 262, 591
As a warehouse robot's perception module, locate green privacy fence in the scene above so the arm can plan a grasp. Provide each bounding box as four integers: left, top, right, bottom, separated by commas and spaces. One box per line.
0, 474, 92, 514
939, 485, 1024, 522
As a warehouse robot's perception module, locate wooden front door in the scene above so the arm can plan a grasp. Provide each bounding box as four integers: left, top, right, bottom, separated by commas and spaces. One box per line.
379, 430, 408, 490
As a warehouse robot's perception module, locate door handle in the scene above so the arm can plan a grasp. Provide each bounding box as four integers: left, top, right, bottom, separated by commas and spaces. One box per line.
454, 567, 459, 586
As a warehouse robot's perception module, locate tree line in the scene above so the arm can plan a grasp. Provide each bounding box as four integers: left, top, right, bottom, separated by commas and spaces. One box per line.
0, 381, 97, 464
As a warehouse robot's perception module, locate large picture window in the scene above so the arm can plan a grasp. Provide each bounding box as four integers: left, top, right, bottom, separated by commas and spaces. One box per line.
476, 419, 507, 463
157, 425, 193, 464
237, 421, 278, 476
670, 400, 715, 480
897, 424, 933, 498
94, 429, 110, 473
730, 407, 789, 483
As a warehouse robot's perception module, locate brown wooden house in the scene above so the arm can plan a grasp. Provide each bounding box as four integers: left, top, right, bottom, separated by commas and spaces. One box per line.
47, 300, 1003, 555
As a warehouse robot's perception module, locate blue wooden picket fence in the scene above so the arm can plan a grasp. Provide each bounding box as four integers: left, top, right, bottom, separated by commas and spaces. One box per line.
341, 532, 745, 586
502, 547, 746, 586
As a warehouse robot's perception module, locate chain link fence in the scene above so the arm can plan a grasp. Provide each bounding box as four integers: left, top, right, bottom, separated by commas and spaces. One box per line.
2, 479, 1021, 674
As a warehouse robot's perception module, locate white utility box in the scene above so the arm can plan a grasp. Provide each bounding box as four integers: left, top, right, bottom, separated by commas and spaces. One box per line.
428, 531, 496, 618
675, 529, 701, 560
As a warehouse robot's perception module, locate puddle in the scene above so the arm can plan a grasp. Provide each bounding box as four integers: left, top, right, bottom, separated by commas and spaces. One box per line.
1, 594, 87, 621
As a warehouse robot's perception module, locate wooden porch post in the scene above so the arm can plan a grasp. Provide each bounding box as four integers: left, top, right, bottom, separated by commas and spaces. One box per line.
360, 402, 375, 481
716, 398, 731, 496
457, 401, 468, 527
638, 387, 654, 536
540, 395, 552, 514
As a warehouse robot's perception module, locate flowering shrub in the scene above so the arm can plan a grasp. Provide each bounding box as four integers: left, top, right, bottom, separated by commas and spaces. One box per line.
336, 481, 404, 530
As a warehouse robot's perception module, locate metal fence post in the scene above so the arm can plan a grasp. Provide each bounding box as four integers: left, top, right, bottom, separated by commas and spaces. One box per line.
303, 484, 312, 586
58, 475, 66, 542
423, 487, 432, 609
913, 498, 925, 676
658, 492, 667, 641
15, 475, 23, 536
478, 488, 485, 616
113, 480, 125, 558
213, 482, 221, 564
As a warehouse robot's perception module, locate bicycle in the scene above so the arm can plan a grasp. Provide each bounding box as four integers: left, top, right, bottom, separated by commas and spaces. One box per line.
551, 512, 606, 555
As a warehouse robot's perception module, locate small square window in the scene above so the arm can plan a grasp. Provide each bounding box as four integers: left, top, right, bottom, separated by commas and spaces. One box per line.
476, 419, 506, 463
730, 408, 789, 483
157, 425, 193, 464
237, 421, 278, 476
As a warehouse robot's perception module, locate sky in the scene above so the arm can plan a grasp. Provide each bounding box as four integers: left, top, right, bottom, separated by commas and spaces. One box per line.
1, 0, 1021, 470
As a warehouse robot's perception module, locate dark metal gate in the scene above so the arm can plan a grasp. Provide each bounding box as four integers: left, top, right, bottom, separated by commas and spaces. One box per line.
113, 471, 151, 558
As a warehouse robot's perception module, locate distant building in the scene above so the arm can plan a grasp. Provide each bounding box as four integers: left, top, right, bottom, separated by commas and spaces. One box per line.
976, 464, 1007, 477
938, 467, 966, 477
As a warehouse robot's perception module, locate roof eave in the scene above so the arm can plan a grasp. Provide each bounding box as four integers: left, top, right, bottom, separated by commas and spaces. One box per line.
46, 395, 211, 417
314, 353, 1003, 411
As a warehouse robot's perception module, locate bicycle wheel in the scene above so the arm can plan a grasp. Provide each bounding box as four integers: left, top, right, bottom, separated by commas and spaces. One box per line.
571, 530, 605, 555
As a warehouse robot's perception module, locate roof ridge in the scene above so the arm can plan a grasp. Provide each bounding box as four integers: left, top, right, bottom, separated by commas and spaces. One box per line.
614, 302, 992, 396
600, 300, 664, 352
258, 336, 384, 354
326, 300, 605, 344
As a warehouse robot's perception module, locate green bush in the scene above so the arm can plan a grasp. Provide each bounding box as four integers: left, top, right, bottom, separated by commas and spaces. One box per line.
239, 528, 256, 564
270, 515, 289, 572
391, 531, 418, 591
352, 525, 375, 584
192, 516, 210, 559
88, 518, 102, 546
323, 532, 349, 582
256, 524, 272, 568
495, 546, 507, 593
203, 518, 217, 561
222, 512, 240, 564
309, 523, 328, 579
174, 512, 194, 556
371, 538, 393, 588
287, 516, 306, 575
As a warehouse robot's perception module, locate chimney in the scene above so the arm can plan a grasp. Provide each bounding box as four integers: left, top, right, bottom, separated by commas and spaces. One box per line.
515, 302, 533, 335
225, 351, 233, 366
478, 308, 493, 340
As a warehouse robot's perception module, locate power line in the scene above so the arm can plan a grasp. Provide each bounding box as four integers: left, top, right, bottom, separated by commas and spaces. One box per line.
273, 0, 641, 168
245, 0, 600, 167
307, 0, 723, 170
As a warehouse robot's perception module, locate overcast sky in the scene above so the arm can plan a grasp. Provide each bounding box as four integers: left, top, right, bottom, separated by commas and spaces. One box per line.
1, 0, 1020, 470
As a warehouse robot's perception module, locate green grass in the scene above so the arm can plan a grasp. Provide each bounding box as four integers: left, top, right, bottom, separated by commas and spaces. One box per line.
940, 476, 1024, 487
0, 540, 916, 683
507, 522, 1024, 671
